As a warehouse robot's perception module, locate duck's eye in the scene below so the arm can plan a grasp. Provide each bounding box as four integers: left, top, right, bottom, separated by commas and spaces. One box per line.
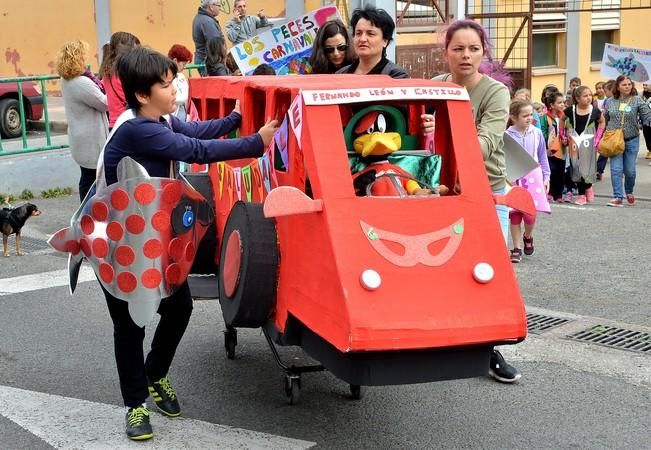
376, 114, 386, 133
366, 124, 375, 134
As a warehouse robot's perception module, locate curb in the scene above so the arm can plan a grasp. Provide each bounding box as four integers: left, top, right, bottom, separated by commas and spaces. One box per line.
28, 120, 68, 133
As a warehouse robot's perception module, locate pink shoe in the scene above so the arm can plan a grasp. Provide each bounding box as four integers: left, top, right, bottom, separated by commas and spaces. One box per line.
573, 195, 587, 206
626, 194, 635, 205
607, 198, 623, 207
585, 187, 594, 202
562, 192, 573, 203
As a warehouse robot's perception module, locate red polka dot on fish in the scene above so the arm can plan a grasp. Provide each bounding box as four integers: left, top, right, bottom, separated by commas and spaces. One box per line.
125, 215, 146, 234
169, 238, 184, 261
162, 182, 181, 205
117, 272, 137, 293
115, 245, 135, 266
151, 210, 171, 232
165, 263, 181, 285
141, 268, 162, 289
106, 221, 124, 241
92, 201, 109, 221
80, 215, 95, 235
92, 238, 109, 258
110, 189, 130, 210
134, 183, 156, 205
143, 238, 163, 259
99, 262, 114, 283
80, 238, 92, 257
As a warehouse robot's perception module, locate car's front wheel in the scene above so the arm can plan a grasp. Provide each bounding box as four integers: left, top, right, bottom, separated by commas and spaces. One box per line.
0, 98, 23, 139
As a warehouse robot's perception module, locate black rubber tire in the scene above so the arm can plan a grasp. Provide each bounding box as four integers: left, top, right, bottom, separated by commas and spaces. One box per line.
349, 384, 363, 400
0, 98, 22, 139
219, 201, 279, 328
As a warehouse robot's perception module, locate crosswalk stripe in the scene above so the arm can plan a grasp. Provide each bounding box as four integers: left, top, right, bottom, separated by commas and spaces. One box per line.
0, 385, 315, 449
0, 265, 95, 296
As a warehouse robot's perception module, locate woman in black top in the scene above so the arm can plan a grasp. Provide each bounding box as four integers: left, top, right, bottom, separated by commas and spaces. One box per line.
335, 6, 408, 78
309, 20, 356, 74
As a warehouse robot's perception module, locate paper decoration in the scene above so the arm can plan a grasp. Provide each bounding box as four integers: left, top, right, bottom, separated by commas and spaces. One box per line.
502, 132, 539, 183
288, 93, 303, 146
232, 167, 242, 201
601, 43, 650, 83
275, 115, 290, 170
242, 166, 252, 202
230, 6, 340, 76
302, 86, 469, 105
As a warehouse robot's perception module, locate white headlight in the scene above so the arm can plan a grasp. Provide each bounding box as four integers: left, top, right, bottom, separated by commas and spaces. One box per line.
360, 269, 381, 290
473, 263, 494, 283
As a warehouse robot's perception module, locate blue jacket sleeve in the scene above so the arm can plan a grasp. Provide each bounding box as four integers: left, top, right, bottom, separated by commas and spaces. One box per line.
131, 119, 264, 164
169, 111, 241, 139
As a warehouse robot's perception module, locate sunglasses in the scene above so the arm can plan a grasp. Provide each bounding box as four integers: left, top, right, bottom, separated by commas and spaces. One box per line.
324, 44, 348, 54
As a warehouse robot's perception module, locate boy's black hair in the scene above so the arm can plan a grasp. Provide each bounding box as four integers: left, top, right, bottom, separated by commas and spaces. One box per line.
252, 63, 276, 75
117, 47, 178, 110
350, 6, 395, 54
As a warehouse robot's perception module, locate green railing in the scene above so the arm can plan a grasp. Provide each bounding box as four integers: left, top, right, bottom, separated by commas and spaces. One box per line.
0, 66, 206, 157
0, 74, 68, 156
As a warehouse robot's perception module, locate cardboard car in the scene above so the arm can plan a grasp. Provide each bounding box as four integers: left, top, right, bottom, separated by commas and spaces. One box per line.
187, 75, 534, 403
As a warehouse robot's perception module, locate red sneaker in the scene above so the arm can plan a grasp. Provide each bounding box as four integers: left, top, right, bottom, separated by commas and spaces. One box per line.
626, 194, 635, 205
607, 198, 623, 207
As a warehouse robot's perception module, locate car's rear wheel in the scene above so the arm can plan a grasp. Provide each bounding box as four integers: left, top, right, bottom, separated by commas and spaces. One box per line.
0, 98, 22, 139
219, 201, 279, 328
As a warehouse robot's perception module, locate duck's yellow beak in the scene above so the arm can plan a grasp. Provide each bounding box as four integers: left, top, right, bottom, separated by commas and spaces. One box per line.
353, 132, 402, 157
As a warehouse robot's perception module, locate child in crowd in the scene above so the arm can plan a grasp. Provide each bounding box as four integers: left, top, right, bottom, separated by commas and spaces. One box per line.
513, 88, 541, 129
564, 85, 605, 205
566, 77, 581, 106
596, 79, 615, 180
594, 81, 606, 111
541, 91, 567, 202
540, 84, 560, 113
100, 46, 278, 441
102, 32, 141, 130
533, 102, 544, 116
506, 100, 550, 263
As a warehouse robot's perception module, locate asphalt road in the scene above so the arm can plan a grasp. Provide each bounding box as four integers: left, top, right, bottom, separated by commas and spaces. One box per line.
0, 190, 650, 449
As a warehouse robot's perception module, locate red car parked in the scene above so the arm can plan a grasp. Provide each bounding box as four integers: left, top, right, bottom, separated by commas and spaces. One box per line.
0, 81, 44, 138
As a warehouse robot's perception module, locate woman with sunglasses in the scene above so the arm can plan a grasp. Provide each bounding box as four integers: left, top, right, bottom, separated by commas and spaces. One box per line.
335, 6, 408, 79
309, 20, 356, 74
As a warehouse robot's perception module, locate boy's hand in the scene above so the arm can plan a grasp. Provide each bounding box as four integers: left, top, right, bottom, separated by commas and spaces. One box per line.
421, 113, 435, 135
233, 100, 240, 115
258, 118, 279, 146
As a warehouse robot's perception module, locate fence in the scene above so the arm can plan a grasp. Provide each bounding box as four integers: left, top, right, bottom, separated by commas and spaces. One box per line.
0, 65, 206, 157
0, 75, 67, 156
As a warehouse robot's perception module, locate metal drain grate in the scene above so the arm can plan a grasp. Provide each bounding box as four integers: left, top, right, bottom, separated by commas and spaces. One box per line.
567, 325, 651, 354
527, 313, 572, 334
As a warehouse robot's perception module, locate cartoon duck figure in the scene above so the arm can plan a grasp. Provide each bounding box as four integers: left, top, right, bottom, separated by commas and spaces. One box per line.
346, 105, 448, 197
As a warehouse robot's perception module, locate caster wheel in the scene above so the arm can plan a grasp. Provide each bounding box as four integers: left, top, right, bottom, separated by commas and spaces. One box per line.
224, 328, 237, 360
284, 375, 301, 405
349, 384, 363, 400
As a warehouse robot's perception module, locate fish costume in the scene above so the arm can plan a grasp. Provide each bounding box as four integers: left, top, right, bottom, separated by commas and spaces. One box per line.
49, 111, 214, 327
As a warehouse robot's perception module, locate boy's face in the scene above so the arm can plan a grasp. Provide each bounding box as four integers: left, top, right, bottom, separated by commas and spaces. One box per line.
138, 70, 177, 116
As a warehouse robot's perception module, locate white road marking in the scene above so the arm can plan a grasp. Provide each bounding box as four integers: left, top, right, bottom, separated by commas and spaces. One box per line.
0, 265, 95, 296
0, 385, 315, 449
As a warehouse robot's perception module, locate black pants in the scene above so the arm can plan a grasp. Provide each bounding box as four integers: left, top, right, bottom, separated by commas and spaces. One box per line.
79, 167, 96, 202
548, 156, 566, 200
597, 154, 608, 175
643, 125, 651, 151
102, 281, 193, 407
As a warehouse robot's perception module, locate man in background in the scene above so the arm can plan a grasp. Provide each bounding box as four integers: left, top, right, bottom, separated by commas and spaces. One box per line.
192, 0, 225, 76
226, 0, 269, 45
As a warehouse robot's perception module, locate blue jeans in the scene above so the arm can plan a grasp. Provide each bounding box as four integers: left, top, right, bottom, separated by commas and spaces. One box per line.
494, 187, 509, 245
609, 135, 639, 199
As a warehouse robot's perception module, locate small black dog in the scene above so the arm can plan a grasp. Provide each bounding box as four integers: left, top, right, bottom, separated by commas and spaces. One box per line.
1, 199, 41, 256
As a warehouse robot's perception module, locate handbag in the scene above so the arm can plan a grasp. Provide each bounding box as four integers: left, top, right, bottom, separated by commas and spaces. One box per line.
598, 99, 630, 157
